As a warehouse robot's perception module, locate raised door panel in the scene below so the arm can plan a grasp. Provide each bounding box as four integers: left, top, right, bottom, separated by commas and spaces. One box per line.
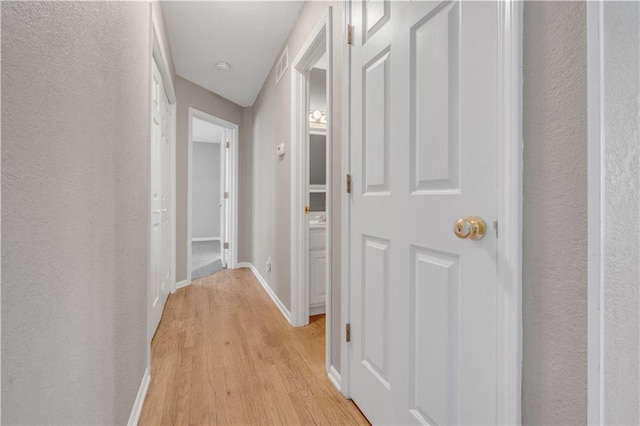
362, 48, 391, 195
410, 2, 460, 194
361, 235, 391, 389
363, 0, 390, 43
409, 247, 460, 425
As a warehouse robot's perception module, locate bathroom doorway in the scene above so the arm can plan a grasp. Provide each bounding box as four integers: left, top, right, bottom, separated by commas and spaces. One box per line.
308, 63, 328, 317
289, 7, 339, 389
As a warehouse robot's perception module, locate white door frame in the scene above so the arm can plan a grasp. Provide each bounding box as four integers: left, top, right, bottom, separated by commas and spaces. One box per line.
148, 7, 177, 371
187, 107, 239, 283
290, 6, 335, 379
339, 1, 523, 422
340, 0, 352, 399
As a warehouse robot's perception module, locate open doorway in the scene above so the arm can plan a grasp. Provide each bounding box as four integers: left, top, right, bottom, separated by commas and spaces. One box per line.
309, 63, 328, 317
187, 108, 239, 282
191, 117, 224, 279
290, 6, 337, 389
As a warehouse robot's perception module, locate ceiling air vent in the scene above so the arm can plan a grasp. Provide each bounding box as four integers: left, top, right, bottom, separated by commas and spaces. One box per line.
275, 47, 288, 85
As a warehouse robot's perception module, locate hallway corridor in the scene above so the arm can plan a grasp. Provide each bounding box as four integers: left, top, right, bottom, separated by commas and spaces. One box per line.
139, 268, 368, 425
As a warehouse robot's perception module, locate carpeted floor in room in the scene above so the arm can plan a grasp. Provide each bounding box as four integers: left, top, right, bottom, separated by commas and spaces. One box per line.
191, 240, 223, 280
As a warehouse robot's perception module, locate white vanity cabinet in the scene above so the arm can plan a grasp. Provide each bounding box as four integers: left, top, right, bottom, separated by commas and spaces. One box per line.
309, 225, 326, 315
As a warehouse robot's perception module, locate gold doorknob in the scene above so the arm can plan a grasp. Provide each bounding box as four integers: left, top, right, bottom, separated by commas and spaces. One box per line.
453, 216, 487, 240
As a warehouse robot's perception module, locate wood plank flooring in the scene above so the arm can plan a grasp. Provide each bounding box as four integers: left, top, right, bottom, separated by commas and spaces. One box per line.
139, 267, 369, 425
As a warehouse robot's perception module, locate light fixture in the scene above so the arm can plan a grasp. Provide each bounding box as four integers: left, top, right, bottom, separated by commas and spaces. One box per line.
309, 110, 327, 128
215, 61, 231, 72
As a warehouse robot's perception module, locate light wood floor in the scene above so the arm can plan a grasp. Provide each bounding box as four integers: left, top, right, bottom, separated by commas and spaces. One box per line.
139, 267, 369, 425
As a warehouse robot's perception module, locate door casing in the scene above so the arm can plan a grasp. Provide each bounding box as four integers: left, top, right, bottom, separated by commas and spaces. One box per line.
187, 108, 239, 282
339, 0, 524, 423
290, 6, 338, 389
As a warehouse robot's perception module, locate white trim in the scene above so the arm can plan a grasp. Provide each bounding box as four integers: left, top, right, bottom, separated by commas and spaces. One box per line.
187, 108, 239, 283
587, 2, 604, 424
191, 237, 221, 243
290, 7, 332, 328
323, 11, 334, 381
127, 368, 150, 426
240, 262, 292, 324
340, 0, 352, 399
170, 101, 177, 295
495, 1, 523, 423
328, 365, 342, 393
151, 6, 175, 104
175, 279, 190, 290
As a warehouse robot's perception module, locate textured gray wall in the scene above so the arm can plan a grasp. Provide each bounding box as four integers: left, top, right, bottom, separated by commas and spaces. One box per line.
602, 2, 640, 423
522, 2, 588, 424
192, 142, 222, 239
239, 107, 254, 264
2, 2, 151, 423
175, 76, 244, 281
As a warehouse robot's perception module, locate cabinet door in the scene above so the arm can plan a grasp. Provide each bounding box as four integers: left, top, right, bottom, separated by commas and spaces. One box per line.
309, 249, 326, 308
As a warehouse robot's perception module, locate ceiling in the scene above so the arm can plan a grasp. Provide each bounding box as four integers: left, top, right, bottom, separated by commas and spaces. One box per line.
192, 117, 225, 143
162, 1, 305, 107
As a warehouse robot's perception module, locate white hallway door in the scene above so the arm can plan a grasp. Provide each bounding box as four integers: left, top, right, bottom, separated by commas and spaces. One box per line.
150, 59, 172, 337
349, 1, 501, 424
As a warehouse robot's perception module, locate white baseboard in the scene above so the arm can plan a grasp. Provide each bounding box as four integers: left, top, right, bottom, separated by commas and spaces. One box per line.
128, 367, 150, 425
175, 280, 190, 290
328, 365, 342, 392
239, 262, 291, 324
192, 237, 221, 242
310, 304, 326, 316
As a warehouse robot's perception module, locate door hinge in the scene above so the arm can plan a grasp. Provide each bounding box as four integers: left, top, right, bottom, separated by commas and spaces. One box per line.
347, 24, 353, 45
225, 141, 230, 148
223, 242, 229, 249
346, 174, 352, 194
346, 323, 351, 342
305, 205, 310, 215
224, 192, 229, 199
